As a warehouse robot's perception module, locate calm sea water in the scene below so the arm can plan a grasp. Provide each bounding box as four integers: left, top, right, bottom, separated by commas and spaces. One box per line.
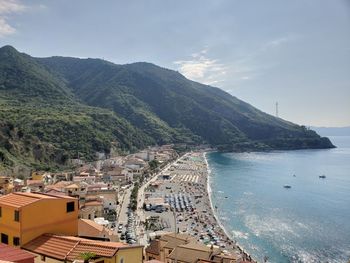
208, 136, 350, 263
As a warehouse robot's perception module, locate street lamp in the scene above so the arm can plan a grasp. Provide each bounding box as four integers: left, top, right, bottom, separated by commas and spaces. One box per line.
171, 207, 178, 263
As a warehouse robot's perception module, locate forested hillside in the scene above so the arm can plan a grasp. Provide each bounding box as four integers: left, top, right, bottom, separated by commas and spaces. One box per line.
0, 45, 334, 172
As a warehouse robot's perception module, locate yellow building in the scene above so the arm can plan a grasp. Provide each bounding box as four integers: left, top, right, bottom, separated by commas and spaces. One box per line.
31, 172, 44, 181
22, 234, 143, 263
0, 176, 13, 194
0, 192, 78, 247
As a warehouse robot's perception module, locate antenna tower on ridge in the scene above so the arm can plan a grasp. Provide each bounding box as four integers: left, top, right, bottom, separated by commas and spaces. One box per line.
275, 102, 279, 118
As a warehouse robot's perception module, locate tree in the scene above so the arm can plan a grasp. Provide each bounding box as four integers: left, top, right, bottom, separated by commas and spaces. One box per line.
148, 160, 159, 170
80, 252, 96, 263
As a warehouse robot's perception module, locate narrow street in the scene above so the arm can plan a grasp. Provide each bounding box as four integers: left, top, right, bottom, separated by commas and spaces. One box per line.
118, 186, 132, 225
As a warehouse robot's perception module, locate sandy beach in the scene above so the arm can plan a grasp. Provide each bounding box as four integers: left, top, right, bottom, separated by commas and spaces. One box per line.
141, 151, 256, 262
204, 151, 256, 262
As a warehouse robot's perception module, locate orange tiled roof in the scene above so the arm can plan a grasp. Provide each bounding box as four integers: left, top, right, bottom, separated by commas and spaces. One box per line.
65, 183, 79, 189
78, 219, 112, 238
22, 234, 77, 260
0, 192, 75, 208
0, 243, 36, 261
26, 180, 43, 186
44, 188, 66, 196
22, 234, 129, 261
52, 181, 74, 189
84, 201, 103, 207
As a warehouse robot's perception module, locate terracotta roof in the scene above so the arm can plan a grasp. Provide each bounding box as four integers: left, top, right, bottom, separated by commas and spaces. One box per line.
22, 234, 130, 261
179, 242, 216, 252
168, 242, 220, 263
0, 243, 36, 262
44, 185, 62, 191
78, 219, 113, 238
145, 239, 160, 255
44, 188, 66, 196
26, 180, 43, 186
144, 260, 163, 263
161, 233, 193, 242
65, 183, 80, 189
0, 192, 75, 208
51, 181, 73, 189
84, 201, 103, 207
161, 233, 193, 249
22, 234, 76, 260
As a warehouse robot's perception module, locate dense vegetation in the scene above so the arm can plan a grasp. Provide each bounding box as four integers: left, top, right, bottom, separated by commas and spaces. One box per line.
0, 46, 153, 173
0, 45, 334, 173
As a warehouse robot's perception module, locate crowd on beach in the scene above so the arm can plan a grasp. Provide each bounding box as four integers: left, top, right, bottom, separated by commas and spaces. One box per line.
142, 151, 256, 262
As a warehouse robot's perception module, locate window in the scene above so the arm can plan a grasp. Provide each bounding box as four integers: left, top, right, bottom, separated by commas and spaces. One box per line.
13, 237, 20, 246
1, 233, 8, 244
14, 210, 19, 222
66, 201, 75, 212
0, 207, 2, 217
41, 255, 46, 261
120, 258, 124, 263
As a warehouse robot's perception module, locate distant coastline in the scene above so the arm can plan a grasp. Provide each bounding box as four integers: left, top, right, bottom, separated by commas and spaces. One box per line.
311, 126, 350, 137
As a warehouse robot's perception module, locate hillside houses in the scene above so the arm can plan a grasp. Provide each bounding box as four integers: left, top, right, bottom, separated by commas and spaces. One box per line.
0, 146, 178, 199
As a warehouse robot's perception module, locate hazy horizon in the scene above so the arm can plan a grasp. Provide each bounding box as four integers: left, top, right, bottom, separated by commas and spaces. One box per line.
0, 0, 349, 127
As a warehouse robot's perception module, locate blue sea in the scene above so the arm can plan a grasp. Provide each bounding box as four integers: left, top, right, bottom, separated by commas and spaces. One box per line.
207, 136, 350, 263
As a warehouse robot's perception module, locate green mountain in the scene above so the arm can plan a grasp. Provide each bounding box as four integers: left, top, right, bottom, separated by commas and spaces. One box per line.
0, 46, 153, 172
0, 45, 334, 172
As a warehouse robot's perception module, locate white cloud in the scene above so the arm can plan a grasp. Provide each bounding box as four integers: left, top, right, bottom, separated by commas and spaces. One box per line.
261, 35, 299, 51
174, 49, 228, 85
0, 0, 26, 37
174, 35, 298, 88
0, 17, 15, 37
0, 0, 26, 14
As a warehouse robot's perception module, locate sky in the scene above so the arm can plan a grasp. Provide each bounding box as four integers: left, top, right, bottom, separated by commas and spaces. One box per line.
0, 0, 349, 127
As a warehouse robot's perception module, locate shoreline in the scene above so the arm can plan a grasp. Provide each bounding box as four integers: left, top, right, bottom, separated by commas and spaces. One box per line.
203, 151, 256, 262
141, 150, 256, 262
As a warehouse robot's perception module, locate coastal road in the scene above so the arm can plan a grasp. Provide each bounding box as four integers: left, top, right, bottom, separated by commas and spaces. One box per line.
135, 154, 187, 245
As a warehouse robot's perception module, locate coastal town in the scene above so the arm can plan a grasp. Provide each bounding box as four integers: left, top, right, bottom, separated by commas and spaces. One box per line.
0, 145, 255, 263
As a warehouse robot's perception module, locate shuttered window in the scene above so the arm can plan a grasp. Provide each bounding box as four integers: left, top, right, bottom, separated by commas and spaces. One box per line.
14, 210, 20, 222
